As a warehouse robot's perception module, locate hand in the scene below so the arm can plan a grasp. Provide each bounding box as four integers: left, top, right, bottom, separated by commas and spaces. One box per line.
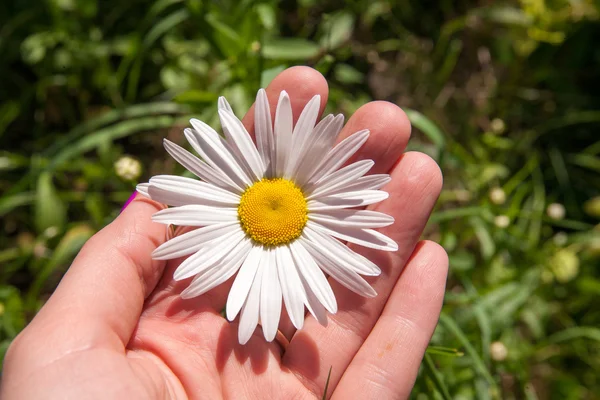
0, 67, 448, 399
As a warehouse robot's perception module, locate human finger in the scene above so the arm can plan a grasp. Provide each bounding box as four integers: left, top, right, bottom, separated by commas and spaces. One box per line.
333, 241, 448, 399
278, 100, 411, 341
9, 196, 168, 363
336, 100, 411, 173
284, 152, 443, 395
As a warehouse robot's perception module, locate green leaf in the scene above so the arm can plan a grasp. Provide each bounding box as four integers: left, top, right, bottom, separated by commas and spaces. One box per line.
477, 282, 520, 311
1, 287, 26, 338
577, 277, 600, 295
449, 251, 476, 271
143, 9, 190, 49
334, 64, 363, 84
468, 216, 495, 260
145, 0, 185, 22
125, 8, 191, 101
0, 340, 11, 364
174, 90, 219, 105
256, 4, 276, 30
0, 192, 35, 217
474, 305, 492, 364
320, 11, 354, 50
583, 196, 600, 218
26, 224, 95, 309
479, 6, 533, 27
34, 172, 67, 234
0, 101, 20, 138
262, 38, 321, 60
0, 248, 21, 264
84, 193, 109, 226
570, 153, 600, 173
314, 54, 335, 75
404, 109, 446, 149
205, 13, 243, 58
0, 151, 29, 171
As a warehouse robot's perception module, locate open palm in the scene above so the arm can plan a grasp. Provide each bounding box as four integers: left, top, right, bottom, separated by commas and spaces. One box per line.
1, 67, 448, 400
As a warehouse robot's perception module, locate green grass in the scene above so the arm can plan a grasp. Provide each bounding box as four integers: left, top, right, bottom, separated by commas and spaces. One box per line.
1, 0, 600, 398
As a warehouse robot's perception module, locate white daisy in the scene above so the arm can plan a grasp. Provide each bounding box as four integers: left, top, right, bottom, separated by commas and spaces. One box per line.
138, 90, 397, 344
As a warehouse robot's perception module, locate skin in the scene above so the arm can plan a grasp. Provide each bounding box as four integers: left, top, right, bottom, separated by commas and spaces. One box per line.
0, 67, 448, 400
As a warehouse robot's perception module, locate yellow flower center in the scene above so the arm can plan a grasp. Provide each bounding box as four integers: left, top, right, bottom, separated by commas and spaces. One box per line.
238, 178, 308, 246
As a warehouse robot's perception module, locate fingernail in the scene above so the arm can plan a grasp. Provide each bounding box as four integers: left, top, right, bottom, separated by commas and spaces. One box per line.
121, 191, 137, 213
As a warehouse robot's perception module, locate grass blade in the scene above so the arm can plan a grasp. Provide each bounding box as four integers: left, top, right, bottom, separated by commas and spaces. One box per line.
322, 366, 332, 400
438, 313, 497, 389
547, 327, 600, 344
426, 345, 464, 357
404, 109, 446, 149
44, 102, 189, 157
423, 353, 453, 400
48, 115, 190, 171
0, 192, 34, 216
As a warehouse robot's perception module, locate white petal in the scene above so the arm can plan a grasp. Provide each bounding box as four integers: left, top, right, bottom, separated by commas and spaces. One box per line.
180, 238, 252, 299
260, 250, 282, 342
294, 114, 333, 174
136, 183, 150, 197
152, 223, 239, 260
219, 109, 265, 180
173, 229, 246, 280
303, 226, 381, 276
218, 96, 233, 113
163, 139, 241, 193
276, 246, 306, 330
284, 95, 321, 179
274, 91, 293, 177
238, 260, 264, 345
307, 190, 389, 211
189, 118, 220, 142
185, 126, 251, 189
322, 114, 344, 149
302, 237, 377, 298
149, 175, 240, 207
145, 184, 201, 208
309, 209, 394, 229
305, 159, 374, 199
300, 272, 328, 326
289, 241, 337, 314
190, 115, 256, 185
326, 174, 391, 195
292, 95, 321, 148
151, 205, 238, 226
254, 89, 275, 177
294, 114, 344, 186
307, 129, 370, 185
307, 220, 398, 252
226, 246, 263, 321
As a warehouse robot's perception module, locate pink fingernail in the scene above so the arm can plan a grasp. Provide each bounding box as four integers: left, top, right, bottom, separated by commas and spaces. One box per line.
121, 192, 137, 212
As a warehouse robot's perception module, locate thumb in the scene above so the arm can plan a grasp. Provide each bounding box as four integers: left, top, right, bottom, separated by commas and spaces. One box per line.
19, 194, 168, 354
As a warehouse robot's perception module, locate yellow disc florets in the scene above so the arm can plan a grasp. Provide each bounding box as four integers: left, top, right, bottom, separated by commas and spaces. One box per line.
238, 178, 308, 246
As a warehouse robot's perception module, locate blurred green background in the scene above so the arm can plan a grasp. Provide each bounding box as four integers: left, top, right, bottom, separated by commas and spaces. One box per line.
1, 0, 600, 398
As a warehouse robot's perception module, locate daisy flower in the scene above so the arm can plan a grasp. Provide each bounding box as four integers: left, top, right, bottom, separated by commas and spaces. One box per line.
138, 90, 397, 344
